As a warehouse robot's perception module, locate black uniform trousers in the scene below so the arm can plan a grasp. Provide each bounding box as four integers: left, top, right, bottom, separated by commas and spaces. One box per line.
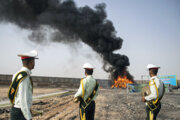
11, 107, 26, 120
79, 101, 95, 120
146, 102, 161, 120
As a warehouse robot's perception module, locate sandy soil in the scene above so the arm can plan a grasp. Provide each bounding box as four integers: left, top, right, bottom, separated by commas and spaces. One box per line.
0, 87, 180, 120
0, 86, 64, 101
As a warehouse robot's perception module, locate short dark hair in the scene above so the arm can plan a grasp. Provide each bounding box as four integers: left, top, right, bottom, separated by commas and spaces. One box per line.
22, 57, 34, 66
150, 68, 158, 75
85, 69, 93, 75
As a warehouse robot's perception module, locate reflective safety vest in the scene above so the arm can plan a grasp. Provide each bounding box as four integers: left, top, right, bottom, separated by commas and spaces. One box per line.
147, 79, 165, 111
8, 71, 28, 105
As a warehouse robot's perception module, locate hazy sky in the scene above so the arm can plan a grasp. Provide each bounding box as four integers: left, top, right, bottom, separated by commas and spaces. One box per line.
0, 0, 180, 80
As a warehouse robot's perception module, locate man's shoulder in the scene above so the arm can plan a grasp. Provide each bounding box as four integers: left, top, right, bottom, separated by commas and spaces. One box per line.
86, 76, 96, 81
154, 77, 161, 83
149, 79, 155, 86
155, 76, 160, 80
14, 67, 28, 75
83, 76, 96, 85
149, 76, 161, 86
150, 76, 160, 81
13, 70, 29, 81
16, 71, 28, 77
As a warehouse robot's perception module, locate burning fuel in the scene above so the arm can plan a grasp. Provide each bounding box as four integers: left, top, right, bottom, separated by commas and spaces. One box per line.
0, 0, 133, 81
112, 75, 134, 89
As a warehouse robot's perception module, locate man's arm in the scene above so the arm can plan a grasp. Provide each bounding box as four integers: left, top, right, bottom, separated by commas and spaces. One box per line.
74, 82, 83, 98
19, 77, 32, 120
74, 79, 86, 103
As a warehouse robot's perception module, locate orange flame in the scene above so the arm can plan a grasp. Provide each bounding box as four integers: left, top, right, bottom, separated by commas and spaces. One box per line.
112, 75, 133, 88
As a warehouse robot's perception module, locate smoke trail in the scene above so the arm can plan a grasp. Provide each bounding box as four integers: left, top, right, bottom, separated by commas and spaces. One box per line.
0, 0, 133, 80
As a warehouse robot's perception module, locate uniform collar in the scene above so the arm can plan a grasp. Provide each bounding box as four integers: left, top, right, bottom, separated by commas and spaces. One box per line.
150, 76, 157, 80
86, 75, 93, 78
21, 66, 32, 75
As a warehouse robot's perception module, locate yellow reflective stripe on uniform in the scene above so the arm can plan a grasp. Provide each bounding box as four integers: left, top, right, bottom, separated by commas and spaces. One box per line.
80, 109, 83, 120
153, 80, 159, 104
80, 109, 86, 120
81, 78, 85, 99
148, 79, 159, 104
149, 80, 155, 86
149, 111, 153, 120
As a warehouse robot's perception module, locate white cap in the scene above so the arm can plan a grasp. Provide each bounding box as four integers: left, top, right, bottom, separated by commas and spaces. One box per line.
147, 64, 160, 69
83, 63, 94, 69
18, 50, 38, 59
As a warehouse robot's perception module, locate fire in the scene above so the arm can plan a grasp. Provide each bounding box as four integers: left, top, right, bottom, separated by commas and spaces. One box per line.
112, 75, 133, 88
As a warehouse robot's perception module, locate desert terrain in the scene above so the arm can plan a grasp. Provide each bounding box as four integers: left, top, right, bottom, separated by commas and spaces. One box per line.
0, 87, 180, 120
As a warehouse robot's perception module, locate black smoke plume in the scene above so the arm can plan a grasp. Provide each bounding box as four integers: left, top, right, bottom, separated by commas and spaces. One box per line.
0, 0, 133, 81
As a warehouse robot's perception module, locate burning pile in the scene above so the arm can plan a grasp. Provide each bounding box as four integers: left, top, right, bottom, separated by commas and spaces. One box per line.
109, 65, 134, 88
112, 76, 134, 88
0, 0, 134, 81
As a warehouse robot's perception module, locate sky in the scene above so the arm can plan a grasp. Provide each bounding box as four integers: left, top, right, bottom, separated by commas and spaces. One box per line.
0, 0, 180, 80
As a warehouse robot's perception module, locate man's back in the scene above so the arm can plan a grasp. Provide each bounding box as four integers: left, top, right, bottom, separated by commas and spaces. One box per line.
154, 77, 164, 99
83, 75, 98, 101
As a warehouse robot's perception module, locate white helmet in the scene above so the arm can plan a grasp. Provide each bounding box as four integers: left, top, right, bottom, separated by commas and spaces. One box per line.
18, 50, 38, 59
147, 64, 160, 69
83, 63, 94, 69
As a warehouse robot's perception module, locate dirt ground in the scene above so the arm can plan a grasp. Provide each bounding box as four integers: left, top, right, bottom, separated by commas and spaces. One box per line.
0, 86, 64, 101
0, 87, 180, 120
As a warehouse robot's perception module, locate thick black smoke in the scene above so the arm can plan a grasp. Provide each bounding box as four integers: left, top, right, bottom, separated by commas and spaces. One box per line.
0, 0, 133, 80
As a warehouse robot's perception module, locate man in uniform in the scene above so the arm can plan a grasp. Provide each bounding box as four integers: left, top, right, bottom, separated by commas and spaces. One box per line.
74, 63, 99, 120
8, 50, 38, 120
142, 64, 165, 120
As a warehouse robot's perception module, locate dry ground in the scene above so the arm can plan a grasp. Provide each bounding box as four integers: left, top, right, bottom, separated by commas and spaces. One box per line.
0, 87, 180, 120
0, 86, 64, 101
